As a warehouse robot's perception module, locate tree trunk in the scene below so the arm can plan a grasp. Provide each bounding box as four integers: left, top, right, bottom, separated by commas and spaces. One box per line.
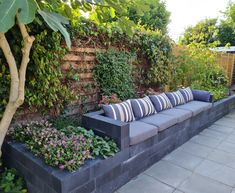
0, 21, 35, 157
0, 103, 17, 157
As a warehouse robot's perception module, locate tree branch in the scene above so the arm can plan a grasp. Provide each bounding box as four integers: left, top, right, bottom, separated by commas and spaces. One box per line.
16, 21, 35, 107
0, 33, 19, 103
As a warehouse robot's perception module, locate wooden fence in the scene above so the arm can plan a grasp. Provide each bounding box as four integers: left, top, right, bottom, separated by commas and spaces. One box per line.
61, 47, 102, 115
216, 53, 235, 86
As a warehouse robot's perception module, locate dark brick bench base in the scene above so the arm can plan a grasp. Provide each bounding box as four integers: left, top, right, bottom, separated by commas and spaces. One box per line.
3, 95, 235, 193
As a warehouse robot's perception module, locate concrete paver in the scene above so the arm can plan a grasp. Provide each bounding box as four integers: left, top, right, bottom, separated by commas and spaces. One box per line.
117, 110, 235, 193
144, 160, 192, 187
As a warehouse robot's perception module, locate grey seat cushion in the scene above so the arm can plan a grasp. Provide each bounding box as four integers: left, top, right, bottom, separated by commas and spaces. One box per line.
129, 121, 158, 145
140, 114, 178, 132
159, 108, 193, 123
175, 101, 212, 116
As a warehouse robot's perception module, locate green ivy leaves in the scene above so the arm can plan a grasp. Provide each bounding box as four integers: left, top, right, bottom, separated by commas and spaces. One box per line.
94, 50, 135, 100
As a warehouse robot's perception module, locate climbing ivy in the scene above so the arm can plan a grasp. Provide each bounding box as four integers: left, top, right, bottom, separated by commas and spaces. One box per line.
132, 29, 173, 85
0, 22, 73, 116
25, 29, 73, 112
94, 50, 135, 100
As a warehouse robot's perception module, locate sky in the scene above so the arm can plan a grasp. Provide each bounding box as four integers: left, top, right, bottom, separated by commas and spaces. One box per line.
165, 0, 232, 41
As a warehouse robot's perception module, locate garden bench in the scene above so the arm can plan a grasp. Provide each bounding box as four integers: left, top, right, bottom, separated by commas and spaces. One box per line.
3, 90, 235, 193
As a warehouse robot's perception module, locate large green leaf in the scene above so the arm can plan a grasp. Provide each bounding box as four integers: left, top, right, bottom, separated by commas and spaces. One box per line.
0, 0, 37, 32
38, 9, 71, 48
0, 0, 18, 32
17, 0, 37, 24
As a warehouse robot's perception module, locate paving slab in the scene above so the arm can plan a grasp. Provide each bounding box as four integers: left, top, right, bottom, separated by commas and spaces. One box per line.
194, 160, 235, 186
144, 160, 192, 188
180, 141, 213, 158
219, 117, 235, 124
117, 174, 174, 193
173, 190, 184, 193
178, 174, 232, 193
225, 112, 235, 119
163, 149, 203, 171
225, 134, 235, 144
208, 124, 234, 134
214, 119, 235, 129
216, 141, 235, 155
200, 129, 228, 141
189, 135, 221, 148
117, 111, 235, 193
207, 149, 235, 169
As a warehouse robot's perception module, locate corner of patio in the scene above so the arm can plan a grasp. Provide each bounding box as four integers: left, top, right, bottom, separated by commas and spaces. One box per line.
116, 110, 235, 193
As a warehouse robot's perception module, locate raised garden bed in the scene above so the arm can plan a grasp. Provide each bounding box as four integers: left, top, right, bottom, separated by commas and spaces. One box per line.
3, 95, 235, 193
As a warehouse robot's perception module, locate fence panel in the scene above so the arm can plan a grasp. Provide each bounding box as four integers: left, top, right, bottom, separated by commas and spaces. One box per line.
216, 53, 235, 86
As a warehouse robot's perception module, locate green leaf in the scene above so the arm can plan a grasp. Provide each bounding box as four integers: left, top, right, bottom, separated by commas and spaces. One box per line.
17, 0, 37, 24
109, 7, 115, 18
38, 9, 71, 48
0, 0, 37, 32
0, 0, 18, 32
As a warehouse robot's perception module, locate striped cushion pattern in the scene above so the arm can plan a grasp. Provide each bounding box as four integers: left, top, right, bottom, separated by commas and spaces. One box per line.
179, 87, 194, 103
103, 100, 135, 122
149, 93, 173, 112
131, 96, 156, 119
166, 91, 185, 107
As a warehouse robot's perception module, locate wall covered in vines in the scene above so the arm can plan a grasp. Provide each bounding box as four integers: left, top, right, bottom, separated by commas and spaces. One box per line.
0, 16, 173, 119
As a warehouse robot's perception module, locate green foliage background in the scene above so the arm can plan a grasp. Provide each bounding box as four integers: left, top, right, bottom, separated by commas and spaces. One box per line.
94, 50, 136, 100
0, 168, 27, 193
0, 21, 73, 117
170, 44, 228, 101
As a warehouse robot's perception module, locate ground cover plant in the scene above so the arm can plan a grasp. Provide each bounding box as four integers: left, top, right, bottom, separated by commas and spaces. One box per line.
8, 121, 119, 171
0, 160, 27, 193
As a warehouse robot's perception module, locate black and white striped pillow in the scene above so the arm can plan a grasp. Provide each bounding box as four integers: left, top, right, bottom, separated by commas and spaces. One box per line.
179, 87, 194, 103
166, 91, 185, 107
131, 96, 156, 119
103, 100, 135, 122
149, 93, 173, 112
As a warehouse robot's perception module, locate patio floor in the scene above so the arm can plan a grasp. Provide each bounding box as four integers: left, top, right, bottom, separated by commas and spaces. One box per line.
116, 110, 235, 193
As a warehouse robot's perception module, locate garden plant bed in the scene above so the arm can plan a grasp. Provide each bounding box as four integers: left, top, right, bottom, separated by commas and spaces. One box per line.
3, 95, 235, 193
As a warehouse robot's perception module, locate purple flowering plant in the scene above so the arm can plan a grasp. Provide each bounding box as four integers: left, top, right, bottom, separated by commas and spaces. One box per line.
8, 121, 91, 171
8, 121, 118, 171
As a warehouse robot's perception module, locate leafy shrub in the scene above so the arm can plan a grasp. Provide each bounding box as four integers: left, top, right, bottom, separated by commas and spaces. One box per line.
59, 126, 119, 159
133, 30, 173, 85
0, 168, 27, 193
170, 44, 228, 101
25, 30, 73, 111
128, 0, 170, 33
8, 121, 119, 171
50, 116, 81, 130
0, 23, 73, 117
94, 50, 135, 100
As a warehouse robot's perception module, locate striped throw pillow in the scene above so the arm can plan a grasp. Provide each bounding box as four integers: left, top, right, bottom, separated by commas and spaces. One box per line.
131, 96, 156, 119
103, 100, 135, 122
166, 91, 185, 107
179, 87, 194, 103
149, 93, 173, 112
